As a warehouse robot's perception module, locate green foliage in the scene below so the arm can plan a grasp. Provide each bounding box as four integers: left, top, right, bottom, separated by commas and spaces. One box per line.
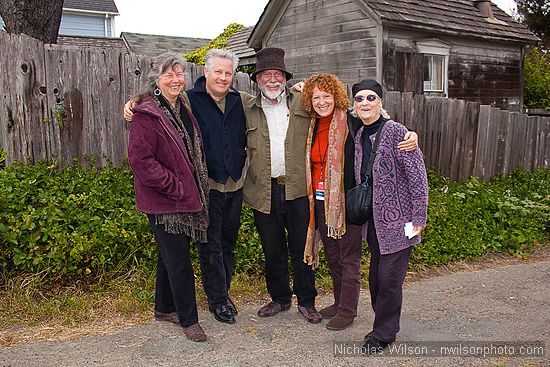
1, 161, 549, 285
515, 0, 549, 49
412, 168, 550, 268
0, 161, 157, 283
184, 23, 244, 66
0, 148, 6, 168
523, 47, 550, 109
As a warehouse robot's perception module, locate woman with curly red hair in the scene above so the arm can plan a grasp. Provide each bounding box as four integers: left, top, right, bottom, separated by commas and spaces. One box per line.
301, 73, 419, 333
301, 73, 363, 331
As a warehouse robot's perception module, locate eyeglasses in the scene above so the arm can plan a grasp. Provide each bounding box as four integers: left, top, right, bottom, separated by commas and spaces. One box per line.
354, 94, 378, 103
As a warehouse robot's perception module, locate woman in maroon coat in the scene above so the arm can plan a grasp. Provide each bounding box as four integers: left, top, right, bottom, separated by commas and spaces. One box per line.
128, 52, 209, 342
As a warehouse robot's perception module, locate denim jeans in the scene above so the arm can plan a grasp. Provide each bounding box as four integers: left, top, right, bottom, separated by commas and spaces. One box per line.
199, 188, 243, 308
148, 215, 198, 327
252, 181, 317, 307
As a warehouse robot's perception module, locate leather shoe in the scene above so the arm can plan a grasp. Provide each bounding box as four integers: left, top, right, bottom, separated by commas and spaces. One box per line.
257, 301, 291, 317
297, 305, 322, 324
227, 297, 238, 316
154, 310, 180, 324
362, 335, 391, 355
209, 304, 235, 324
182, 322, 207, 342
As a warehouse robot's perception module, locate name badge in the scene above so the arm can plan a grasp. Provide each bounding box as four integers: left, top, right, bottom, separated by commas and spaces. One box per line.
315, 181, 325, 201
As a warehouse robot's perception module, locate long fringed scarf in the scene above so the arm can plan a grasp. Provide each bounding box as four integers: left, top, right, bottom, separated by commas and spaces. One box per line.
153, 94, 209, 242
303, 108, 348, 268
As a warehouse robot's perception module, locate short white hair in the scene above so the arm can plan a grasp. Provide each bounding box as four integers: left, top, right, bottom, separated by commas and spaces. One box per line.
205, 49, 239, 72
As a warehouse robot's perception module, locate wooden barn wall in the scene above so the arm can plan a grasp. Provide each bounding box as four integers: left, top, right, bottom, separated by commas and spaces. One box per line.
264, 0, 379, 85
447, 40, 523, 112
382, 28, 524, 112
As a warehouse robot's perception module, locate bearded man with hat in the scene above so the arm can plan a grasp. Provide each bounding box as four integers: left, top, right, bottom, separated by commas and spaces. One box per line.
241, 47, 322, 323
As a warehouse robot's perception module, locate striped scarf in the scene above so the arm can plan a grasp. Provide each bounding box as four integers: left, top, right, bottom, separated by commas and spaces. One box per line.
303, 108, 348, 268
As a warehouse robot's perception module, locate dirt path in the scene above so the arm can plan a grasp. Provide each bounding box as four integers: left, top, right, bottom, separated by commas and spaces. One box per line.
1, 257, 548, 367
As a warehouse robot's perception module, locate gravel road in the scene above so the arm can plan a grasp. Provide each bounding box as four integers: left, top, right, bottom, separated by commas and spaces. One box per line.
1, 261, 548, 367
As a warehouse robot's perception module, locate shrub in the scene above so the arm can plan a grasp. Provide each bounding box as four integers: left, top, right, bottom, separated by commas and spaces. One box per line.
184, 23, 244, 66
0, 161, 157, 282
412, 168, 550, 268
1, 161, 549, 285
523, 47, 550, 110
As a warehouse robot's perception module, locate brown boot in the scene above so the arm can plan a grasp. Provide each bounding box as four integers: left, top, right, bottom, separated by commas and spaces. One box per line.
319, 304, 338, 319
326, 315, 354, 331
182, 323, 207, 342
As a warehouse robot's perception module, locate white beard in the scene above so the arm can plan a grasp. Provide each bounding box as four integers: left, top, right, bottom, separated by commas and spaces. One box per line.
259, 84, 284, 100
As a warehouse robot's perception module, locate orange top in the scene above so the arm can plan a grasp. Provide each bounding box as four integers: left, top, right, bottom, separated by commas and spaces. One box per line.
311, 113, 332, 187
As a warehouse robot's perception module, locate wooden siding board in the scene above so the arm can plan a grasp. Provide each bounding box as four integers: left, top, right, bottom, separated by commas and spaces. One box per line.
459, 101, 480, 181
1, 34, 52, 164
525, 116, 537, 171
544, 119, 550, 168
45, 47, 86, 166
265, 0, 378, 85
494, 109, 511, 175
277, 0, 360, 27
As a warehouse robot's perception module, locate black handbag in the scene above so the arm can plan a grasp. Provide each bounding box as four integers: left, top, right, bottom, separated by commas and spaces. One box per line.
346, 120, 386, 225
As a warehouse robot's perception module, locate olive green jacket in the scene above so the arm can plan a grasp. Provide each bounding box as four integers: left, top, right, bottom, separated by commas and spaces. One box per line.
241, 89, 310, 214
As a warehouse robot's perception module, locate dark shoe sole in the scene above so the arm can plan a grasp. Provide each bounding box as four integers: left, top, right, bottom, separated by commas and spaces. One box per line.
326, 320, 354, 331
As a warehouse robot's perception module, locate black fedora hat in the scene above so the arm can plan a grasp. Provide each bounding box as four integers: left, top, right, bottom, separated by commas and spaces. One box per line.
251, 47, 293, 82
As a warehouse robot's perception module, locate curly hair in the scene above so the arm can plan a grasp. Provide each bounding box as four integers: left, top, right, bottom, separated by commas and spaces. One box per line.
301, 73, 350, 116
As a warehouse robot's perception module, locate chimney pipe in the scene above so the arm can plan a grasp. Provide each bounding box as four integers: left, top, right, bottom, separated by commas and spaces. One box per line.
473, 0, 495, 19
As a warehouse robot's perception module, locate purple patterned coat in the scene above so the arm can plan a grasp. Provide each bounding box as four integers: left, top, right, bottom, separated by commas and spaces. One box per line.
348, 119, 428, 255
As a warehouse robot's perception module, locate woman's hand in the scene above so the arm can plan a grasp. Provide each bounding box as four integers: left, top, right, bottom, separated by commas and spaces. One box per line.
398, 131, 418, 151
124, 100, 136, 122
413, 225, 424, 236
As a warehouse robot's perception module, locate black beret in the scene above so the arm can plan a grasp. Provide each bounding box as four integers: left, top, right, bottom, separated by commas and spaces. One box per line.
351, 79, 383, 99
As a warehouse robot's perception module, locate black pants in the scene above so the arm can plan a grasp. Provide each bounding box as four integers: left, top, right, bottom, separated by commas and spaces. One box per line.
366, 216, 412, 343
148, 215, 198, 327
252, 181, 317, 307
199, 188, 243, 308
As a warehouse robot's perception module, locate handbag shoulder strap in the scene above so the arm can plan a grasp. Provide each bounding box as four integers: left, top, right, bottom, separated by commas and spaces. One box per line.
365, 119, 386, 178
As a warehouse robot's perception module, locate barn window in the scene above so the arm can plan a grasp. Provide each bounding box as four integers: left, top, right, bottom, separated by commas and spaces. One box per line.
423, 54, 445, 92
417, 39, 451, 97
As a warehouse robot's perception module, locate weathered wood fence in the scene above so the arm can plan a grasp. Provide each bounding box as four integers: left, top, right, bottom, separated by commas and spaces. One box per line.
1, 32, 549, 181
384, 92, 550, 181
0, 32, 256, 167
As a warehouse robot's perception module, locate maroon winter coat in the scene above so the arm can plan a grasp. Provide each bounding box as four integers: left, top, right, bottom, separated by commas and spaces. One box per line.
128, 97, 205, 215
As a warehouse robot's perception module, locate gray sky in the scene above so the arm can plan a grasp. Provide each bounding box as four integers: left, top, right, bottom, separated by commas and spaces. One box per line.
113, 0, 518, 39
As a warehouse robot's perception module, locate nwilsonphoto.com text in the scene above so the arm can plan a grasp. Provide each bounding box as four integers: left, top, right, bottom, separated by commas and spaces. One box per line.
333, 341, 546, 357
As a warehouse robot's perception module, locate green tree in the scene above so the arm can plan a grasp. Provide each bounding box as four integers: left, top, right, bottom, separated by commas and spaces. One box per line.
184, 23, 244, 65
523, 47, 550, 110
515, 0, 549, 49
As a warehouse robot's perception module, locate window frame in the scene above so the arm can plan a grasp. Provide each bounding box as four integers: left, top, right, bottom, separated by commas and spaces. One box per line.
416, 40, 451, 97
